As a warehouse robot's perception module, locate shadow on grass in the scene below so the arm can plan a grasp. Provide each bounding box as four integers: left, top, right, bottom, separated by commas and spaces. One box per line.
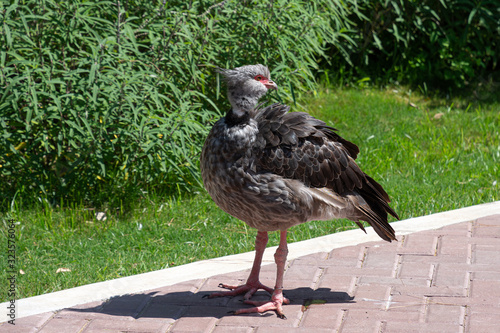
66, 288, 354, 319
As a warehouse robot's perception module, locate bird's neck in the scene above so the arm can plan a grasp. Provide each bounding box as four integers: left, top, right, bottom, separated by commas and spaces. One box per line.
225, 107, 250, 127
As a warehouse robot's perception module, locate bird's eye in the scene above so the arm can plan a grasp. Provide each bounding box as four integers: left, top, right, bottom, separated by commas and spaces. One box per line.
254, 75, 263, 81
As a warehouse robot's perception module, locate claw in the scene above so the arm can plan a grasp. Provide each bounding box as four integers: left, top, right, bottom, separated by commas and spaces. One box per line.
204, 280, 273, 300
277, 312, 287, 320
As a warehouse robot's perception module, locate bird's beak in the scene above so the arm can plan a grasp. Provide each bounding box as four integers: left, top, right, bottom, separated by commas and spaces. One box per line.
264, 80, 278, 90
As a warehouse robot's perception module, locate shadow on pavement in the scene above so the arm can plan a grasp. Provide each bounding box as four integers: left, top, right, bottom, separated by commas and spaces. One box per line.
66, 287, 354, 319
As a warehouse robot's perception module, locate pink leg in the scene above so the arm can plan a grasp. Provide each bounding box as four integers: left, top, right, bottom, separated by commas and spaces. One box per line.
234, 230, 290, 319
206, 231, 274, 299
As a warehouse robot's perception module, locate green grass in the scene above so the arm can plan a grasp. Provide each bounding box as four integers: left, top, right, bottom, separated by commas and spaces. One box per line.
1, 87, 499, 302
310, 87, 499, 217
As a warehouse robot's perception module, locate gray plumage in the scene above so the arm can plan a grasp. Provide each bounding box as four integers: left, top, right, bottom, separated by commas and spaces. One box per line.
201, 64, 398, 241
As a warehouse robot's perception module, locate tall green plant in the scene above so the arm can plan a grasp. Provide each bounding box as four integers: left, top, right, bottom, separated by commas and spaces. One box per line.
335, 0, 500, 90
0, 0, 359, 208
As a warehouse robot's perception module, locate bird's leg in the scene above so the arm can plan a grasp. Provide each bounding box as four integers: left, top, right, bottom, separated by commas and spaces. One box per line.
235, 230, 290, 319
206, 231, 273, 299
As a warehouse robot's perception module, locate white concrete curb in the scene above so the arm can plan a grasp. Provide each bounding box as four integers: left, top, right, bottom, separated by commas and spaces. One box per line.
3, 201, 500, 321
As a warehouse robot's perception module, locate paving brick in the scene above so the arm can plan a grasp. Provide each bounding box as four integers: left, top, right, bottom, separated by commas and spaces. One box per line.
212, 325, 254, 333
399, 253, 467, 264
398, 261, 433, 280
182, 305, 240, 319
429, 297, 469, 309
392, 284, 466, 298
137, 302, 186, 319
199, 276, 249, 293
466, 323, 500, 333
259, 263, 282, 280
384, 321, 464, 333
256, 327, 334, 333
149, 280, 235, 308
300, 306, 345, 329
284, 264, 322, 282
322, 266, 395, 280
290, 252, 329, 266
148, 279, 205, 296
38, 317, 89, 333
0, 312, 53, 333
468, 305, 500, 316
438, 235, 470, 257
83, 317, 170, 333
472, 271, 500, 280
470, 237, 500, 247
99, 293, 151, 318
399, 234, 438, 255
358, 275, 429, 287
472, 247, 500, 266
199, 275, 276, 299
432, 265, 469, 289
472, 215, 500, 237
322, 256, 360, 268
467, 305, 500, 331
283, 279, 353, 303
361, 247, 397, 270
426, 221, 471, 236
470, 280, 500, 306
398, 254, 433, 264
329, 245, 362, 259
386, 293, 425, 313
352, 284, 390, 308
430, 263, 497, 280
338, 309, 390, 333
424, 303, 465, 324
167, 316, 219, 333
325, 246, 363, 267
0, 324, 37, 333
56, 304, 110, 321
317, 273, 355, 293
217, 304, 303, 328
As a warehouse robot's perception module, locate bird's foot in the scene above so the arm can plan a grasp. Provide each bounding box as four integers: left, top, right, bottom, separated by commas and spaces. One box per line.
231, 291, 290, 319
203, 280, 274, 300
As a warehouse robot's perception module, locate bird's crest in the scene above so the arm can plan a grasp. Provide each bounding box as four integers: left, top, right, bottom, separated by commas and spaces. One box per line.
216, 64, 271, 86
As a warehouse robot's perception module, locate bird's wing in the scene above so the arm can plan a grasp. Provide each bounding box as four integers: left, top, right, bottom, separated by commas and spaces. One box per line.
253, 103, 398, 240
254, 103, 362, 193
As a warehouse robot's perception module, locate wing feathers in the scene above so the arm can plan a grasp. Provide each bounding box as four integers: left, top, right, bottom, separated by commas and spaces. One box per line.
254, 103, 398, 241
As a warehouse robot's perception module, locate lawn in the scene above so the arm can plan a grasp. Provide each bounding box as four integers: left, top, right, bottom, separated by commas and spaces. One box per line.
1, 86, 499, 302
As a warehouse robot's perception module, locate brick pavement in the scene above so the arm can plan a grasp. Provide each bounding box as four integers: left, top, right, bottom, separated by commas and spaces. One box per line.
2, 214, 499, 333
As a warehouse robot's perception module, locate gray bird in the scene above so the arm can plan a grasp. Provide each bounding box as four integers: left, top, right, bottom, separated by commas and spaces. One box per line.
201, 64, 398, 318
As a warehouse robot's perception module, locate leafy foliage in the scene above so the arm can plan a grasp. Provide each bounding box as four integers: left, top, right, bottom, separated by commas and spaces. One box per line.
1, 0, 497, 209
333, 0, 500, 91
0, 0, 357, 208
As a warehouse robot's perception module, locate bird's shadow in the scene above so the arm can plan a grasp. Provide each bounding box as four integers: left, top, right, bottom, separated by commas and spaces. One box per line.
66, 287, 354, 319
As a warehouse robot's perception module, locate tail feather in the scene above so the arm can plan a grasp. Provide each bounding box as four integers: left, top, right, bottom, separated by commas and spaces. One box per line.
364, 175, 400, 220
353, 176, 398, 242
357, 202, 396, 242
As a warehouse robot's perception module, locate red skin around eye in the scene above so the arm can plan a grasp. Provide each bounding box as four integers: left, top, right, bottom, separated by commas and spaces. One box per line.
254, 75, 277, 90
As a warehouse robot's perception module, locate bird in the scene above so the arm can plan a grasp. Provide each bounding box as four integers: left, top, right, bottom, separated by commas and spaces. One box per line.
200, 64, 399, 318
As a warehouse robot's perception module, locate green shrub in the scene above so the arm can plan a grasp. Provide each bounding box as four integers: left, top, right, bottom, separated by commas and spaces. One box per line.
333, 0, 500, 91
0, 0, 358, 208
2, 0, 496, 210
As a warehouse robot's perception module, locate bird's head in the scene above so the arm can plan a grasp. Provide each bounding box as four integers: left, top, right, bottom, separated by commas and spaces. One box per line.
217, 64, 277, 115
